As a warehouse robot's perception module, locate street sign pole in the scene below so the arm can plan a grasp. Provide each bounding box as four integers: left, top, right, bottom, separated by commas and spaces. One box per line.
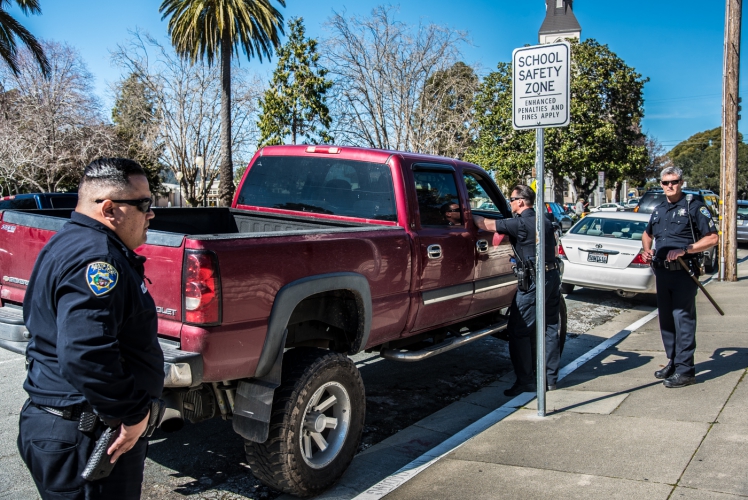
535, 128, 546, 417
512, 41, 570, 418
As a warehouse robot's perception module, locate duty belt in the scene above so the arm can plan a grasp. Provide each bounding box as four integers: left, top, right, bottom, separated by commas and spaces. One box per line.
651, 259, 686, 271
31, 401, 100, 432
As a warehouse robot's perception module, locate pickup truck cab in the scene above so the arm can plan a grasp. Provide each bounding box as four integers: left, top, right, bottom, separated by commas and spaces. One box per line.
0, 192, 78, 209
0, 145, 565, 497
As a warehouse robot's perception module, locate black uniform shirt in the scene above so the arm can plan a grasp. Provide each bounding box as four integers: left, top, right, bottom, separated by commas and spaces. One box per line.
493, 208, 557, 265
645, 194, 717, 261
23, 212, 164, 426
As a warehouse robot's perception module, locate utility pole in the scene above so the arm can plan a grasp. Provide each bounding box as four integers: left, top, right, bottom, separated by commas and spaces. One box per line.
720, 0, 742, 282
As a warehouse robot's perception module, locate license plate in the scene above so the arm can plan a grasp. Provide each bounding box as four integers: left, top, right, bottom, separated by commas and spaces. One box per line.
587, 252, 608, 264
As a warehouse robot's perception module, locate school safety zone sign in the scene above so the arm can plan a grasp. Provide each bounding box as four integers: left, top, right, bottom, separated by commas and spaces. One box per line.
512, 42, 570, 130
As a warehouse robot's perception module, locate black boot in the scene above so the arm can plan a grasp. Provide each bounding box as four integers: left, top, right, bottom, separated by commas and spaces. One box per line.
654, 361, 674, 380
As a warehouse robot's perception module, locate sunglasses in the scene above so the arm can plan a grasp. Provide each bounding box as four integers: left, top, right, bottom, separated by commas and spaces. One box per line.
510, 197, 525, 202
96, 197, 153, 213
660, 179, 681, 187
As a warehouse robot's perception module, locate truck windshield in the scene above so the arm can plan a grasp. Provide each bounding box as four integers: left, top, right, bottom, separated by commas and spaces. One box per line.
236, 156, 397, 221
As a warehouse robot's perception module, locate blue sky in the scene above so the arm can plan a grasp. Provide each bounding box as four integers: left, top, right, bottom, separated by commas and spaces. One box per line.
7, 0, 747, 151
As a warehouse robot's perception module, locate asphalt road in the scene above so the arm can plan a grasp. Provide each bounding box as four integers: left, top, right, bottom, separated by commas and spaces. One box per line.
0, 282, 659, 500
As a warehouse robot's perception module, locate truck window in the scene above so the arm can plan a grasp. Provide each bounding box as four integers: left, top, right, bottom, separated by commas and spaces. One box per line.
463, 172, 507, 218
0, 197, 36, 209
50, 196, 78, 209
414, 171, 462, 227
236, 156, 397, 221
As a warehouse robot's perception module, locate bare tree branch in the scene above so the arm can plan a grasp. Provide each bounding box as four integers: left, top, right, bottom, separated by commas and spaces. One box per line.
322, 6, 470, 153
111, 31, 264, 206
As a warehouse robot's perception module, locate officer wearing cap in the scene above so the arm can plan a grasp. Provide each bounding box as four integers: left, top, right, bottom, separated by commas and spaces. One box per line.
641, 166, 718, 388
18, 158, 163, 499
473, 184, 561, 396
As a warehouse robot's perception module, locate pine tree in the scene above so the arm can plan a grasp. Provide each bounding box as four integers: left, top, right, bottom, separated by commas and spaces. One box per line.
112, 72, 164, 193
258, 17, 333, 146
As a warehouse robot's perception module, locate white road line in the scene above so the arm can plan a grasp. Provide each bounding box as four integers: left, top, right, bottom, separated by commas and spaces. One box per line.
352, 308, 660, 500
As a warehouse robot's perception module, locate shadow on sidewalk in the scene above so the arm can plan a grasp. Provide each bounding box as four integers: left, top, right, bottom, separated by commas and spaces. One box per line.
551, 347, 748, 415
693, 347, 748, 383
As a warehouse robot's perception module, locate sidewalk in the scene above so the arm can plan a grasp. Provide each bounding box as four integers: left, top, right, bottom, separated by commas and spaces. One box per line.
381, 273, 748, 499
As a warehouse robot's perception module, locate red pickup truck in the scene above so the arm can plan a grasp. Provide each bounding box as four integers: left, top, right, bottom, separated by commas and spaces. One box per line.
0, 145, 566, 497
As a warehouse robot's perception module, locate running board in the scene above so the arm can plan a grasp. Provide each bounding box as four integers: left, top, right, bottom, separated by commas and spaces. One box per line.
379, 321, 508, 362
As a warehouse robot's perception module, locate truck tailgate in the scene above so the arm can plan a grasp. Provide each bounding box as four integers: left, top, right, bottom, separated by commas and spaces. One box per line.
0, 210, 188, 344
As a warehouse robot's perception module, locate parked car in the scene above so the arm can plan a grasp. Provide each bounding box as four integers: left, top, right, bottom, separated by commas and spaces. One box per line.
544, 201, 573, 232
0, 192, 78, 209
616, 198, 640, 212
737, 200, 748, 243
0, 144, 567, 497
634, 188, 720, 272
591, 202, 625, 212
558, 211, 655, 298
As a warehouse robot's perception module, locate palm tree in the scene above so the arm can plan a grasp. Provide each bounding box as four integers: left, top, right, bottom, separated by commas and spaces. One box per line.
160, 0, 285, 206
0, 0, 49, 76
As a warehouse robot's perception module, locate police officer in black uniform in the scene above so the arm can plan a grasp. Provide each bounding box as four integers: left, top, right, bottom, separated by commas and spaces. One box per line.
641, 166, 718, 388
18, 158, 163, 499
474, 184, 561, 396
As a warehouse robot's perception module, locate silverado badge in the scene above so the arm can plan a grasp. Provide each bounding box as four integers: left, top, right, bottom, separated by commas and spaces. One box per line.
86, 262, 119, 296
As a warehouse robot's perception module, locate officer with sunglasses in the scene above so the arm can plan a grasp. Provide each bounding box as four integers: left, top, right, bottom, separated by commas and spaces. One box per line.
473, 184, 561, 397
18, 158, 163, 499
640, 166, 718, 388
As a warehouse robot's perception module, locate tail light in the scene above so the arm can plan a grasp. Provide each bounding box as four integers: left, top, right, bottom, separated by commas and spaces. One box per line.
558, 242, 567, 259
183, 250, 221, 325
546, 204, 552, 213
628, 252, 649, 268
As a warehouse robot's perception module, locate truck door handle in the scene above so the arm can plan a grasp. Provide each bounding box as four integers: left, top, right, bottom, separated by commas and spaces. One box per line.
427, 244, 442, 259
476, 239, 489, 253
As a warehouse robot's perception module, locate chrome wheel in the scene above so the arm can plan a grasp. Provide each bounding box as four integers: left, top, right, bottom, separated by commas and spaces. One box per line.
300, 381, 351, 469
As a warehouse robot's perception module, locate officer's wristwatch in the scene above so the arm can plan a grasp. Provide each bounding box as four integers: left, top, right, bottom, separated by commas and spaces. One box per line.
682, 246, 689, 255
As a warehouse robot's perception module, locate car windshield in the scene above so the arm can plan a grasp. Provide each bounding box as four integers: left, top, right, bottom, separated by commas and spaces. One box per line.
569, 217, 648, 240
236, 156, 397, 221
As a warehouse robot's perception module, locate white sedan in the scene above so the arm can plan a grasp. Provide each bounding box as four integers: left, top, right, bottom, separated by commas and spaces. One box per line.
590, 202, 625, 212
559, 212, 655, 298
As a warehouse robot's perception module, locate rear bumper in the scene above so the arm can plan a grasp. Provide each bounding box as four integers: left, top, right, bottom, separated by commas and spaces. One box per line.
737, 224, 748, 243
0, 304, 29, 354
561, 260, 656, 293
0, 305, 203, 388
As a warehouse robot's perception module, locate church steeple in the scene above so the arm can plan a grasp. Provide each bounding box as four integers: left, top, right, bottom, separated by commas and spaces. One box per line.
539, 0, 581, 44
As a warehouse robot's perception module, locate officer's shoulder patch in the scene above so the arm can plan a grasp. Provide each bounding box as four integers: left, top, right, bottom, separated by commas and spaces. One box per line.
699, 206, 711, 218
86, 261, 119, 296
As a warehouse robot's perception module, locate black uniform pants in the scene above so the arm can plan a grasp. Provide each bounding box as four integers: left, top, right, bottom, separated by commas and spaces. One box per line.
507, 269, 561, 386
18, 400, 148, 500
653, 267, 698, 376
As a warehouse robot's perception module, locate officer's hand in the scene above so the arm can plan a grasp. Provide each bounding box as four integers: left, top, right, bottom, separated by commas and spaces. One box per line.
640, 249, 653, 263
108, 410, 150, 463
666, 248, 686, 262
473, 215, 487, 230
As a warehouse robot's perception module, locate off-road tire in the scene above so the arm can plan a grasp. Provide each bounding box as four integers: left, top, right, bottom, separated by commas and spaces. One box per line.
245, 348, 365, 497
560, 283, 575, 295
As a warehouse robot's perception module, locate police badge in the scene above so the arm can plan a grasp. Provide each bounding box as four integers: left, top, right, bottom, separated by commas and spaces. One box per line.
678, 208, 686, 216
86, 262, 119, 296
